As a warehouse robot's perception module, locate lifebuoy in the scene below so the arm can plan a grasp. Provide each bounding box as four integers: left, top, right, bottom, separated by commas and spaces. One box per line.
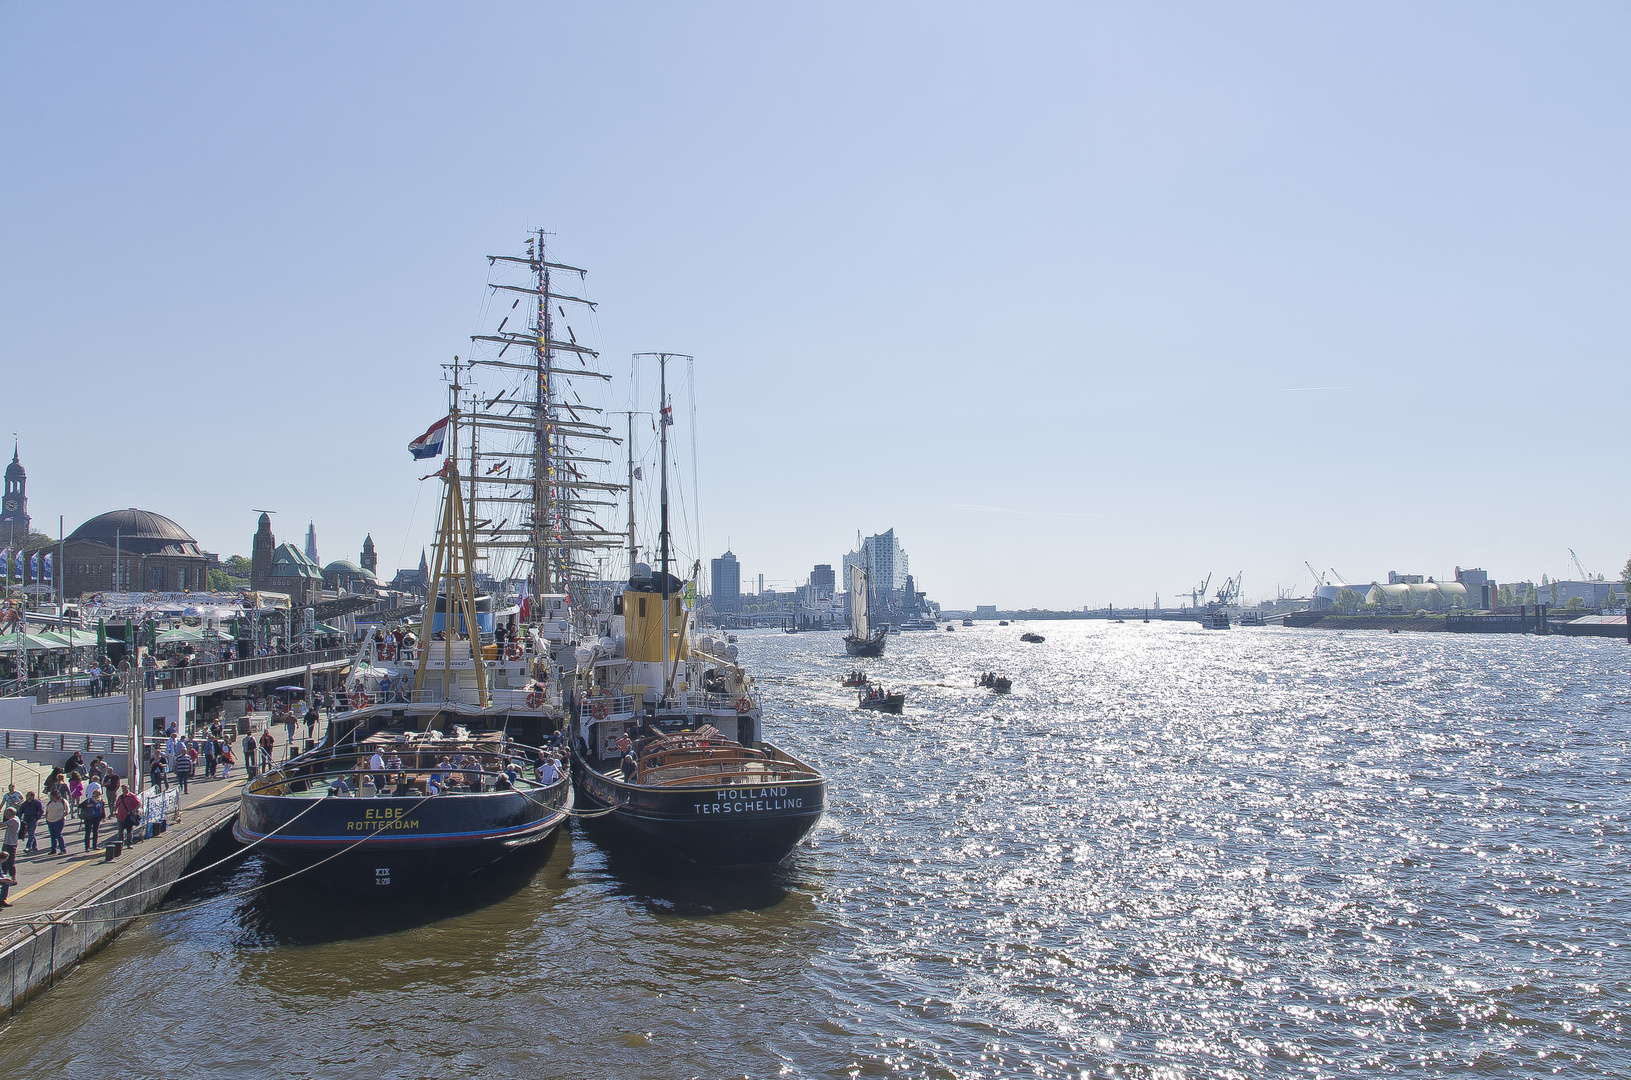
507, 642, 523, 661
349, 691, 368, 709
525, 691, 544, 710
591, 698, 610, 720
735, 696, 752, 714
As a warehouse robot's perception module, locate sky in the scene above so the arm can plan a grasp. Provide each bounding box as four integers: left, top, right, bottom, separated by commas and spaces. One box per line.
1, 3, 1627, 608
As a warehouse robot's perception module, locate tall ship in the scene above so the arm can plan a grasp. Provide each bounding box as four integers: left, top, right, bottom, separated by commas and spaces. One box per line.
235, 359, 575, 890
844, 564, 886, 657
236, 233, 630, 889
569, 353, 827, 866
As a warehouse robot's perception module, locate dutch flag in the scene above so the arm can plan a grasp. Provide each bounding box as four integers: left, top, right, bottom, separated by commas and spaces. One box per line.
408, 417, 449, 460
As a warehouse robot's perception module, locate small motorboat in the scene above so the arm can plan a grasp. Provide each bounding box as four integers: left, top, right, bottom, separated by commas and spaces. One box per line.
976, 673, 1011, 693
858, 686, 905, 714
961, 619, 973, 627
1020, 632, 1045, 643
840, 670, 869, 688
945, 624, 955, 631
998, 620, 1009, 626
726, 634, 738, 644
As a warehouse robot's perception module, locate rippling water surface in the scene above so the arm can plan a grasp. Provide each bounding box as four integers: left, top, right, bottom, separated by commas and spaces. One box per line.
3, 623, 1630, 1078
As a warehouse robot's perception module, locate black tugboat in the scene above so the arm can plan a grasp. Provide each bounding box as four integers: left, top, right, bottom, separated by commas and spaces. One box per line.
568, 353, 826, 866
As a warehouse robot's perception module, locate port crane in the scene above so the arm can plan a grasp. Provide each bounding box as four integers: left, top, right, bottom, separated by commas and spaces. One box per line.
1183, 574, 1211, 610
1305, 562, 1328, 591
1568, 548, 1594, 581
1214, 573, 1243, 607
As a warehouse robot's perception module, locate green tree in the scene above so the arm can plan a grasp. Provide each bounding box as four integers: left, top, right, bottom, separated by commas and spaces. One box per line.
224, 555, 252, 576
207, 567, 236, 591
1332, 587, 1362, 614
1565, 595, 1586, 611
1524, 582, 1539, 605
1498, 584, 1516, 606
1621, 554, 1631, 592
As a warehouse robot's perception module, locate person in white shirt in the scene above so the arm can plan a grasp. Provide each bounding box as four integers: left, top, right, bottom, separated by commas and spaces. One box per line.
538, 758, 560, 785
367, 750, 386, 789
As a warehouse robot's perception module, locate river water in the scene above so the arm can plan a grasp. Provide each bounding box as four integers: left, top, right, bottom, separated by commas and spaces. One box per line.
2, 622, 1628, 1078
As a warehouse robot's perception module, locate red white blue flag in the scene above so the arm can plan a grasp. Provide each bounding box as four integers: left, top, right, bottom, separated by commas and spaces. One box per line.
408, 417, 449, 460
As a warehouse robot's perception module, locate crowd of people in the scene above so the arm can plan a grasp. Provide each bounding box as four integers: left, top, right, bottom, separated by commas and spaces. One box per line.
0, 698, 328, 910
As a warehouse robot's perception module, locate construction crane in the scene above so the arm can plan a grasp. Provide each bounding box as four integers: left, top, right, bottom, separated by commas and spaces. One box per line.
1184, 574, 1212, 611
1214, 572, 1243, 607
1568, 548, 1593, 581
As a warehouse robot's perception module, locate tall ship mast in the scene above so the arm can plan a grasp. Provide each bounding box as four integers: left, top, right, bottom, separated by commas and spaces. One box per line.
465, 230, 627, 624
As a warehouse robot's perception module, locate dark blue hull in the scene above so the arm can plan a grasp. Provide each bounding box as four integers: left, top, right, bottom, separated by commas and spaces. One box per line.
234, 778, 571, 891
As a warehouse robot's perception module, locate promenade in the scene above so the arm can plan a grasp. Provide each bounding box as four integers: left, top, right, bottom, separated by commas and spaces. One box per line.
2, 711, 316, 919
0, 710, 328, 1013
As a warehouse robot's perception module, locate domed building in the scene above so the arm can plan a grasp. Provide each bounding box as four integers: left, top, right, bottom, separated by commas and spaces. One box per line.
64, 508, 211, 596
323, 558, 379, 594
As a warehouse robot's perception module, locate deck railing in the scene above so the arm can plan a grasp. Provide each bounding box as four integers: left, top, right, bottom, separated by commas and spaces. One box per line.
2, 646, 352, 702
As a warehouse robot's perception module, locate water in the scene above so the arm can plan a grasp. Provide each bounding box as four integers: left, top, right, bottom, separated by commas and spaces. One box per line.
3, 623, 1629, 1078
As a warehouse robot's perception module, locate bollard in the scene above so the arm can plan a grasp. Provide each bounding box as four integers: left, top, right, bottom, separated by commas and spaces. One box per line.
105, 841, 123, 861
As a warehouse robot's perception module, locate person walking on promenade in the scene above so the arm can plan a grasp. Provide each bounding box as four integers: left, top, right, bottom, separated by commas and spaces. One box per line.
203, 738, 218, 780
44, 789, 69, 854
1, 807, 19, 904
305, 701, 318, 744
20, 790, 42, 852
3, 783, 21, 813
219, 739, 234, 781
150, 750, 168, 792
173, 746, 193, 794
243, 732, 258, 780
259, 729, 275, 771
115, 786, 143, 847
80, 790, 105, 851
143, 650, 157, 691
284, 707, 297, 751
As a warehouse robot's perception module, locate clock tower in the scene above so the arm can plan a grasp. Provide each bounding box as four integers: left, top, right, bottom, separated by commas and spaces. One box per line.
1, 443, 29, 538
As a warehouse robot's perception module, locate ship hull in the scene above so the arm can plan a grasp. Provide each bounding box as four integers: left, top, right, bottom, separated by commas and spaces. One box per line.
233, 779, 572, 891
571, 743, 825, 866
844, 631, 886, 657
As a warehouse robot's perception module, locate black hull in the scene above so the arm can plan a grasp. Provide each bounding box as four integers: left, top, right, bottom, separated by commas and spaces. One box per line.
234, 779, 571, 891
844, 632, 885, 657
572, 744, 825, 866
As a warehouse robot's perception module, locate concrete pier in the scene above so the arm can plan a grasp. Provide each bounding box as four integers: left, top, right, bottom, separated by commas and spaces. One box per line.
0, 714, 318, 1016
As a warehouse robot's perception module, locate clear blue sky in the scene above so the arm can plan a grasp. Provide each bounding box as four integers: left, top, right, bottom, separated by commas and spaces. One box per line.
2, 3, 1626, 607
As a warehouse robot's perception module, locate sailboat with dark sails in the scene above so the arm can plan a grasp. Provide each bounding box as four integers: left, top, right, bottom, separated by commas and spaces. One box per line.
844, 564, 886, 657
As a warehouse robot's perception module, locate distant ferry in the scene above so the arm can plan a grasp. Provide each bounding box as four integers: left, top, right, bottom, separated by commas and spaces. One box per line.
899, 616, 936, 631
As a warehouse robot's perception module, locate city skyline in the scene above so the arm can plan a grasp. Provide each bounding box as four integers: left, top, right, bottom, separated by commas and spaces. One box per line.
2, 5, 1627, 608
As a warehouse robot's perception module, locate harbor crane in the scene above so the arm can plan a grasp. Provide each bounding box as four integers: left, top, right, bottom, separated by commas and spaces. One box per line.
1568, 548, 1594, 581
1214, 573, 1243, 607
1184, 574, 1212, 611
1329, 568, 1350, 585
1305, 562, 1328, 590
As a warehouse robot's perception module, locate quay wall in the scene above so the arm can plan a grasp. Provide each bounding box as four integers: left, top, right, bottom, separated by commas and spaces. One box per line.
0, 800, 240, 1016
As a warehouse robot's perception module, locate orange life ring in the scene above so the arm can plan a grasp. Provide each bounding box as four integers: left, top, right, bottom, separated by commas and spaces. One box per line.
591, 698, 610, 720
507, 642, 523, 660
525, 691, 544, 709
349, 691, 368, 709
735, 696, 752, 714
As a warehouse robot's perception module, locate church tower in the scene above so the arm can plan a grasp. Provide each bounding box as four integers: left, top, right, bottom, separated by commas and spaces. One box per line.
304, 521, 319, 564
250, 513, 276, 591
2, 443, 30, 539
360, 534, 377, 574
